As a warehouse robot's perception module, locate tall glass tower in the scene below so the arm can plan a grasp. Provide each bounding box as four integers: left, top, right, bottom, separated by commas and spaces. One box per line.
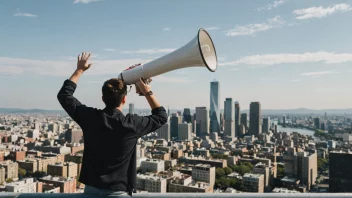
249, 102, 262, 137
210, 81, 220, 133
224, 98, 234, 137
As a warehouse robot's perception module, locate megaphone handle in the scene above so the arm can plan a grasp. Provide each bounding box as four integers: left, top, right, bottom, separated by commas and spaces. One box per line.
138, 78, 150, 96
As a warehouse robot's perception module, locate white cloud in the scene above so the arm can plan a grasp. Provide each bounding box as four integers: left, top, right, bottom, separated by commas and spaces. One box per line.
14, 12, 37, 17
300, 71, 339, 77
219, 51, 352, 66
0, 57, 151, 77
293, 4, 352, 20
260, 78, 276, 81
153, 75, 193, 84
225, 16, 284, 36
289, 79, 301, 82
205, 27, 220, 31
163, 28, 171, 31
257, 0, 285, 11
82, 75, 192, 84
122, 48, 176, 54
0, 56, 193, 84
104, 49, 115, 52
0, 66, 24, 75
73, 0, 101, 4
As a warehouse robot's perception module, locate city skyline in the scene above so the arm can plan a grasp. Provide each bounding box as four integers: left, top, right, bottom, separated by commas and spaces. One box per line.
1, 0, 352, 110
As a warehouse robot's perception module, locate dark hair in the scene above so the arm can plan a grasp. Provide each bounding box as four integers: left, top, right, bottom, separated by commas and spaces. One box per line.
102, 78, 127, 108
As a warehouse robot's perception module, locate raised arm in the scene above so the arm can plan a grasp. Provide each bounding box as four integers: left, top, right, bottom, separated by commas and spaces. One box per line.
57, 52, 94, 124
132, 78, 168, 137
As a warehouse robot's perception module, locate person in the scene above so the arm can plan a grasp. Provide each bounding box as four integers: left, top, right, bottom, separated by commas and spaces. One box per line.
57, 52, 168, 197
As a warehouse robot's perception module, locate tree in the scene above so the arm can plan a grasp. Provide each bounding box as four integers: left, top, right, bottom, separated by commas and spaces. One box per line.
229, 165, 237, 172
33, 171, 47, 178
229, 178, 241, 189
212, 154, 228, 160
318, 158, 328, 172
223, 167, 232, 175
6, 178, 13, 183
277, 167, 284, 178
238, 165, 251, 175
216, 168, 225, 178
18, 168, 26, 178
242, 162, 253, 170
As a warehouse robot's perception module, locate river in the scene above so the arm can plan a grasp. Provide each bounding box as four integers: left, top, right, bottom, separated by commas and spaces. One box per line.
272, 120, 315, 136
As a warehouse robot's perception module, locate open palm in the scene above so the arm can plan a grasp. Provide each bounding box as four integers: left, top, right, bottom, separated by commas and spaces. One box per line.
77, 52, 92, 72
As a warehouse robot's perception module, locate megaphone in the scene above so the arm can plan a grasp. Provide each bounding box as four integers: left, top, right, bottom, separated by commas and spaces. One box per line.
118, 28, 217, 85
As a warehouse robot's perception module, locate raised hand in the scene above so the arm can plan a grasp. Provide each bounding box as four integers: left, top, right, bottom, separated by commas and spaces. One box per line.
77, 52, 92, 72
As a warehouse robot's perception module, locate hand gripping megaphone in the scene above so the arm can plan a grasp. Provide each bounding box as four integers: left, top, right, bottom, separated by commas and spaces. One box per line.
118, 28, 217, 85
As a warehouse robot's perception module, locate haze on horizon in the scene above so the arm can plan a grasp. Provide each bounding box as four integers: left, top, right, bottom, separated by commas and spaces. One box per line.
1, 0, 352, 110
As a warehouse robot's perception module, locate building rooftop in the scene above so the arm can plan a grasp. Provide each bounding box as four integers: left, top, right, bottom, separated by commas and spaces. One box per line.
0, 193, 350, 198
243, 173, 263, 178
272, 188, 300, 193
137, 173, 166, 181
194, 164, 212, 168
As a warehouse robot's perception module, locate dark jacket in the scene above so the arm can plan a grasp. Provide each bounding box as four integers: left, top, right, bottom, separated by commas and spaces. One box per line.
57, 80, 168, 194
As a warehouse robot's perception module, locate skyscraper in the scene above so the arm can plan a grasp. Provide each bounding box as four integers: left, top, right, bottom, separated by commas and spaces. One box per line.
249, 102, 261, 137
224, 98, 235, 137
171, 113, 182, 139
220, 113, 224, 132
183, 108, 192, 123
224, 98, 234, 120
178, 123, 192, 141
129, 103, 135, 115
157, 123, 170, 141
262, 117, 270, 133
241, 113, 248, 128
329, 152, 352, 192
195, 107, 209, 137
235, 102, 241, 136
314, 118, 320, 129
282, 115, 286, 127
283, 148, 317, 190
210, 81, 220, 133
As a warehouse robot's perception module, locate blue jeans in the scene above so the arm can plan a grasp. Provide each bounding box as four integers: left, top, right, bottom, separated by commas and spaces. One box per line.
84, 185, 130, 197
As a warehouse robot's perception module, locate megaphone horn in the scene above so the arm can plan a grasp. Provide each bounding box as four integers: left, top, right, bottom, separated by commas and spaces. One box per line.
118, 28, 218, 85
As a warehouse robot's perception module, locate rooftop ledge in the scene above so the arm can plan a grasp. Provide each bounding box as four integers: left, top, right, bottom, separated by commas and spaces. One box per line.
0, 193, 351, 198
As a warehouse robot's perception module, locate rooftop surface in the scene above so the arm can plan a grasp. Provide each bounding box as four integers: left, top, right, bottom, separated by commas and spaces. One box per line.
0, 193, 351, 198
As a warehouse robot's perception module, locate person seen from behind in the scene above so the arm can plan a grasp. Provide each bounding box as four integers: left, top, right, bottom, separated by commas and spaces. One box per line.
57, 52, 168, 197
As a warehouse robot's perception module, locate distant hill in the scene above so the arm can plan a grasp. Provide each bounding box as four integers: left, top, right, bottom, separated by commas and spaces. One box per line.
1, 107, 351, 115
240, 108, 352, 115
0, 108, 65, 114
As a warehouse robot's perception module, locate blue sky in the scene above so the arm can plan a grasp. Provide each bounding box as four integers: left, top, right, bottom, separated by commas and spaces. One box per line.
1, 0, 352, 110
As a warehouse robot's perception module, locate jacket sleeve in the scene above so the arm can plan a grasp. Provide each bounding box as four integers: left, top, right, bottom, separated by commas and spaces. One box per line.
57, 79, 95, 125
132, 107, 168, 138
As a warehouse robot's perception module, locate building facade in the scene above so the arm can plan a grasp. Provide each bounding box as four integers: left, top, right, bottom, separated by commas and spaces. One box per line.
210, 81, 220, 133
157, 123, 170, 142
129, 103, 135, 114
242, 173, 264, 193
329, 152, 352, 192
192, 164, 215, 186
224, 98, 235, 137
241, 113, 248, 128
262, 117, 270, 133
178, 123, 192, 141
171, 114, 182, 139
249, 102, 262, 137
195, 107, 209, 137
136, 174, 167, 193
5, 178, 37, 193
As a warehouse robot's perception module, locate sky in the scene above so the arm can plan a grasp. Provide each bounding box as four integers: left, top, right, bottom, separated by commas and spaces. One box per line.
1, 0, 352, 110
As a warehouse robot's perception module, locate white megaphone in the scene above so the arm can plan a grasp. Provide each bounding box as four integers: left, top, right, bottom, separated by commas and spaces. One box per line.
118, 28, 217, 85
